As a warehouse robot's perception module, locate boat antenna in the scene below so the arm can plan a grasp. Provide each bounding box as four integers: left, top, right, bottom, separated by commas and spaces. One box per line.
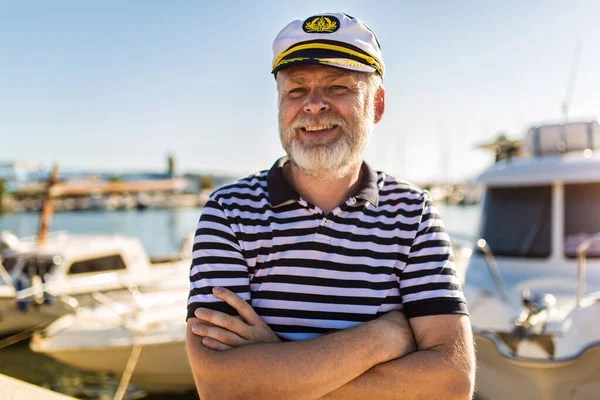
561, 39, 582, 122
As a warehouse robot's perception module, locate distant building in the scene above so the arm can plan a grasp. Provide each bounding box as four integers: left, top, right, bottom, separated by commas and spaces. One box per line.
0, 161, 48, 193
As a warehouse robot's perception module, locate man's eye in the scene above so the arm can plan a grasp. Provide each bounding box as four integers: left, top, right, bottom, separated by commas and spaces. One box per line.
330, 85, 347, 91
289, 88, 305, 93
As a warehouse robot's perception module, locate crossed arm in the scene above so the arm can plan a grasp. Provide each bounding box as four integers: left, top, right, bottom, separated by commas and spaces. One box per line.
186, 287, 475, 400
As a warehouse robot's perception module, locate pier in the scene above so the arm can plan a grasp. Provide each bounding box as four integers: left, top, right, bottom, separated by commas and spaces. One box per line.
1, 176, 212, 213
0, 373, 77, 400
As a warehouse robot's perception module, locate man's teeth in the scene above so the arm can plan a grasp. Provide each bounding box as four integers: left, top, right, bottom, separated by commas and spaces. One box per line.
304, 124, 335, 132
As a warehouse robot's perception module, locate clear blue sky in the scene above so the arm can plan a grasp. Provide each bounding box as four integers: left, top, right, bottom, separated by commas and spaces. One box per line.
1, 0, 598, 183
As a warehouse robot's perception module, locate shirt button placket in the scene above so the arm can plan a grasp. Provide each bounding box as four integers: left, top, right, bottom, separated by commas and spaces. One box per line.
315, 216, 331, 242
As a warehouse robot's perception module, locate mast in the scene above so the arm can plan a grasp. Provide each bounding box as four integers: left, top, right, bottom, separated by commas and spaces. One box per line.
562, 39, 582, 122
37, 163, 59, 246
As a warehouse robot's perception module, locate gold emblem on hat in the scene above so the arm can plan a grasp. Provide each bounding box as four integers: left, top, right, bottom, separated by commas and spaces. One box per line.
304, 16, 338, 33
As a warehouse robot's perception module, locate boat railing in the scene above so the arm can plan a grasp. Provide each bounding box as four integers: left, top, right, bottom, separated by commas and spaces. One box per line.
90, 291, 129, 325
89, 284, 143, 327
0, 256, 14, 286
476, 238, 510, 304
576, 233, 600, 307
55, 294, 81, 311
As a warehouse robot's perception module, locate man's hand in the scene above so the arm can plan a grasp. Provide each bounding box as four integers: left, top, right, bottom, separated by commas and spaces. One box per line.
191, 287, 280, 351
193, 286, 416, 359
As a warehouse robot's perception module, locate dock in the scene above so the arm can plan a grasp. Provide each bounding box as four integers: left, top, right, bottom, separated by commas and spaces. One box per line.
0, 373, 77, 400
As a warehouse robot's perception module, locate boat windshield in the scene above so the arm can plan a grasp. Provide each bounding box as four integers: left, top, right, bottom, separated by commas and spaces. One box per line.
478, 185, 552, 258
565, 183, 600, 258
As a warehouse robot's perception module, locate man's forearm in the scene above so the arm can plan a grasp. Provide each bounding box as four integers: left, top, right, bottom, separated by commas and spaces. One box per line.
320, 331, 474, 400
187, 319, 399, 400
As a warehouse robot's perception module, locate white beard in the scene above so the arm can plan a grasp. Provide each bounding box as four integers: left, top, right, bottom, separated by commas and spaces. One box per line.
279, 101, 375, 179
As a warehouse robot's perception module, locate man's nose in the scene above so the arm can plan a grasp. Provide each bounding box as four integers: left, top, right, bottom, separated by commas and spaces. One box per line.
304, 90, 329, 114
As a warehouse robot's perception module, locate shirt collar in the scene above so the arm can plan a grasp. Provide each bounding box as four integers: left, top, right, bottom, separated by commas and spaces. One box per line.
267, 157, 380, 207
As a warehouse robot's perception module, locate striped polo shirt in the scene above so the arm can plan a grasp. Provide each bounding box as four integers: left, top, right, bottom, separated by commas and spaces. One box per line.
187, 157, 467, 341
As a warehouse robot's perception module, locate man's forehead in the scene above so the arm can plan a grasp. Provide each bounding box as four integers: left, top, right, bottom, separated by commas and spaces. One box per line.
279, 65, 362, 83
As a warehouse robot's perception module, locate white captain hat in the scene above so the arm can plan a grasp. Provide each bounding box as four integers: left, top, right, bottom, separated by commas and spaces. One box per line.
272, 12, 384, 78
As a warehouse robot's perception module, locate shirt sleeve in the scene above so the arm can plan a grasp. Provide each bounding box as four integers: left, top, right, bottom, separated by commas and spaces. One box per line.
187, 196, 251, 320
399, 191, 468, 319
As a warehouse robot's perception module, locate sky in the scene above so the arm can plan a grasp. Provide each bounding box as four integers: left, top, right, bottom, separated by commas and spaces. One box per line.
1, 0, 599, 183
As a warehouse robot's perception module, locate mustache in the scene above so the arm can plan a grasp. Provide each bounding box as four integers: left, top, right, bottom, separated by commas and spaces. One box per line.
289, 113, 346, 130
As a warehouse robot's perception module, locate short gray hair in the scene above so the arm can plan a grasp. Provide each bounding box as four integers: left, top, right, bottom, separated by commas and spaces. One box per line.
364, 72, 383, 97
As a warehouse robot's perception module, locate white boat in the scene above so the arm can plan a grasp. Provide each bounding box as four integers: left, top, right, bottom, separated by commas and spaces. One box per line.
30, 288, 193, 394
0, 231, 191, 335
464, 120, 600, 399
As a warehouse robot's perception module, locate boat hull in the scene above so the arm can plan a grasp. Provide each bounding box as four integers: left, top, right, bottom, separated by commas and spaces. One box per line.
0, 270, 188, 335
31, 339, 194, 394
0, 298, 67, 335
475, 333, 600, 400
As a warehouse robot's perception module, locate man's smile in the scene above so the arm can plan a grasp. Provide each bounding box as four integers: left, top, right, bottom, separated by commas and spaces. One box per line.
300, 124, 339, 136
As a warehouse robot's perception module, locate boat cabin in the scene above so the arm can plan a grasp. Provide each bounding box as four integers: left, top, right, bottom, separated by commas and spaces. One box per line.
465, 121, 600, 303
1, 233, 155, 296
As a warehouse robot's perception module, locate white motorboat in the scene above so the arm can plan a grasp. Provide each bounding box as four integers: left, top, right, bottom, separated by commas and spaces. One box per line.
30, 288, 193, 394
464, 120, 600, 399
0, 231, 191, 335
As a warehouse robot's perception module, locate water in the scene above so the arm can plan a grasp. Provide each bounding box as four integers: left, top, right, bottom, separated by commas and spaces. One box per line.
0, 208, 204, 257
0, 204, 480, 399
0, 341, 175, 400
437, 203, 481, 241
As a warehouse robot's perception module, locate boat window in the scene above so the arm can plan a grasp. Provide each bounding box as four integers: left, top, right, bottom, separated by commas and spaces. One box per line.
565, 183, 600, 258
68, 254, 127, 275
477, 186, 552, 258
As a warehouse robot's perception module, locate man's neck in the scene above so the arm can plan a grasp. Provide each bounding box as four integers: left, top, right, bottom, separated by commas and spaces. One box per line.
283, 161, 363, 215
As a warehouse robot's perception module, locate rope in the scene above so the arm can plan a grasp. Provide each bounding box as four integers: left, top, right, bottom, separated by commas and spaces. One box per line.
113, 344, 143, 400
0, 321, 50, 350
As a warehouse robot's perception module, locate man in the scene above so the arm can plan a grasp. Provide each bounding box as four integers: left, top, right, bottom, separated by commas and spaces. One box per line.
186, 12, 475, 399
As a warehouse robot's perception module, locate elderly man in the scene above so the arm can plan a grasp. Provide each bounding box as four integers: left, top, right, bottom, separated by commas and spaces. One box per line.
186, 12, 475, 400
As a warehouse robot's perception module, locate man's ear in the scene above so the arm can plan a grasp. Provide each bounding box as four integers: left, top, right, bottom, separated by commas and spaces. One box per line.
374, 87, 385, 124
